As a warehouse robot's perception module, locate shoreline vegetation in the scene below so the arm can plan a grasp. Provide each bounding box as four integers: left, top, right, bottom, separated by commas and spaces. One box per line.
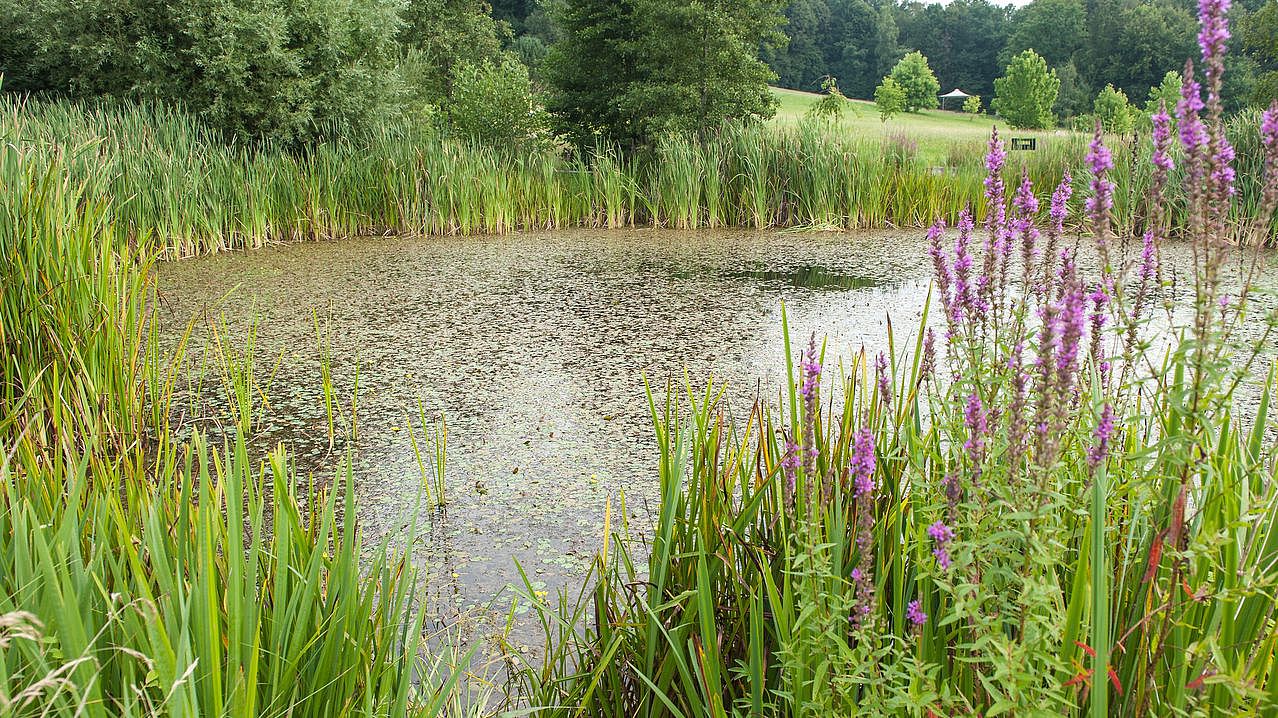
3, 94, 1274, 259
5, 1, 1278, 716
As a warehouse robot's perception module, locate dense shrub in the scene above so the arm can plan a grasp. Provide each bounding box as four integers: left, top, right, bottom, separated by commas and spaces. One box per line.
0, 0, 517, 144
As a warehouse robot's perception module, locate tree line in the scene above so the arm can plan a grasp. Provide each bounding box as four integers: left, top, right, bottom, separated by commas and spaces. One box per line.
3, 0, 1276, 146
766, 0, 1277, 118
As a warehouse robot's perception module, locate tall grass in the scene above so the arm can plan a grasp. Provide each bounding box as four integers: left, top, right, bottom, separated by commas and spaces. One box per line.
0, 142, 471, 715
4, 95, 1273, 259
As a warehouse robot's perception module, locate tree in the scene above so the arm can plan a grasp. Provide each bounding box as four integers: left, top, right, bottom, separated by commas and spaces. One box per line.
769, 0, 831, 90
1144, 70, 1181, 117
993, 49, 1059, 129
1243, 0, 1278, 107
547, 0, 786, 145
0, 0, 412, 144
543, 0, 641, 145
1083, 0, 1195, 101
1004, 0, 1087, 69
449, 58, 548, 146
620, 0, 787, 139
1093, 84, 1134, 134
1053, 59, 1093, 121
963, 94, 983, 115
888, 51, 940, 112
875, 76, 906, 121
894, 0, 1011, 100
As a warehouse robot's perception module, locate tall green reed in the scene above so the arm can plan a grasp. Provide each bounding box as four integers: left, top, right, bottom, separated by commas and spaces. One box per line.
6, 94, 1272, 259
0, 136, 469, 716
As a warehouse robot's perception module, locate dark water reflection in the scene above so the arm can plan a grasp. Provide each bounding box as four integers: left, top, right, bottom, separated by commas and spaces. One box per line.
155, 228, 1278, 647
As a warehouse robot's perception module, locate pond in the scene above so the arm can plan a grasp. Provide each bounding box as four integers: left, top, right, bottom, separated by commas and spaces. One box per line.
156, 228, 1278, 647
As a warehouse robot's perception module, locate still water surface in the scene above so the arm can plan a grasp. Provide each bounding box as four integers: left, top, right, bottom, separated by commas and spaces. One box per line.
156, 228, 1276, 640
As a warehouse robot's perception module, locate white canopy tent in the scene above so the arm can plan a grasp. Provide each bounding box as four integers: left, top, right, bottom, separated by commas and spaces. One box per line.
939, 88, 971, 111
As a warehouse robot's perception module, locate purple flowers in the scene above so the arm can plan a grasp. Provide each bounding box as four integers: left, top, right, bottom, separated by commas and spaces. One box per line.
963, 392, 988, 473
906, 599, 927, 627
928, 520, 956, 571
850, 428, 876, 498
1152, 105, 1174, 175
1261, 102, 1278, 220
1263, 104, 1278, 150
1088, 403, 1116, 469
1085, 125, 1115, 263
876, 352, 892, 408
1198, 0, 1231, 105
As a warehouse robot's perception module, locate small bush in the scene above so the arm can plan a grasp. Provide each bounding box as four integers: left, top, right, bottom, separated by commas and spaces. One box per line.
875, 77, 908, 122
1095, 84, 1136, 133
806, 76, 848, 122
963, 94, 983, 116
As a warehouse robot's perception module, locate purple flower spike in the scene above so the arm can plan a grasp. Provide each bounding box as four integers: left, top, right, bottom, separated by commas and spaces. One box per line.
1085, 124, 1116, 264
1088, 403, 1116, 469
850, 428, 876, 498
928, 520, 956, 571
906, 600, 927, 627
876, 352, 892, 407
1261, 102, 1278, 220
962, 392, 988, 473
927, 520, 955, 543
1152, 105, 1174, 175
1263, 104, 1278, 150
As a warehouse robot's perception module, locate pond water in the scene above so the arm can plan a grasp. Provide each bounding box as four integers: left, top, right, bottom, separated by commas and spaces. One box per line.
156, 228, 1278, 647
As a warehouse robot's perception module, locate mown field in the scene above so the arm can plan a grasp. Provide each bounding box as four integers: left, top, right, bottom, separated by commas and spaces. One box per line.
770, 86, 1078, 162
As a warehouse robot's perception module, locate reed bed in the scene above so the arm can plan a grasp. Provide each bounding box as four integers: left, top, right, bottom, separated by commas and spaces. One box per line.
0, 144, 476, 716
4, 94, 1273, 259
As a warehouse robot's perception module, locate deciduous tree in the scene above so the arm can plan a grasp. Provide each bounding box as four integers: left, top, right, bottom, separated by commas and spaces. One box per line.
993, 49, 1059, 129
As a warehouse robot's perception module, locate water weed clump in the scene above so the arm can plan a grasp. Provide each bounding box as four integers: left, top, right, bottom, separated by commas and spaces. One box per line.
517, 5, 1278, 716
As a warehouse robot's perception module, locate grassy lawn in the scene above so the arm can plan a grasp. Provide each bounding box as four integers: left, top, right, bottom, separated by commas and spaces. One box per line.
770, 86, 1079, 163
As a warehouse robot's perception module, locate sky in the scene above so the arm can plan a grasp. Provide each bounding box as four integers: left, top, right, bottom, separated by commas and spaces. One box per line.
921, 0, 1034, 6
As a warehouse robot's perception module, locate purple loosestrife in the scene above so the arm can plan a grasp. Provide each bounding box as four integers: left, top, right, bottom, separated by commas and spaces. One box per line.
849, 428, 878, 628
983, 130, 1009, 319
951, 208, 988, 329
928, 219, 954, 324
1198, 0, 1231, 118
963, 392, 988, 482
876, 352, 892, 409
1085, 125, 1116, 269
920, 328, 937, 382
906, 600, 927, 628
799, 334, 824, 504
850, 427, 877, 499
1088, 404, 1116, 470
928, 520, 956, 571
1014, 170, 1040, 291
1042, 172, 1072, 295
1260, 103, 1278, 223
942, 473, 961, 520
1007, 344, 1029, 470
1088, 285, 1109, 376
